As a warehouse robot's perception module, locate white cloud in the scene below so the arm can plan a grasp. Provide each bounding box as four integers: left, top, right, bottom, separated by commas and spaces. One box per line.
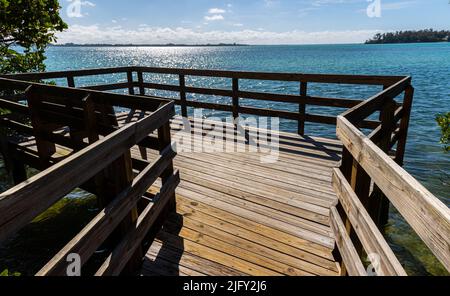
208, 8, 226, 14
204, 14, 225, 21
57, 24, 381, 45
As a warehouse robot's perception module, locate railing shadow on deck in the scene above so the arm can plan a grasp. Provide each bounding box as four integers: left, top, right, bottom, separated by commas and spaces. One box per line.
141, 213, 185, 276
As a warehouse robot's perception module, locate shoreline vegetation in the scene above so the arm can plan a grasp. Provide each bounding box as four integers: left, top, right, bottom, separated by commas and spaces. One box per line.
365, 29, 450, 44
51, 43, 248, 47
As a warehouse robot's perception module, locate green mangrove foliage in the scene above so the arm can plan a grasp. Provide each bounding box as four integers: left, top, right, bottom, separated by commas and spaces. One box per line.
436, 112, 449, 152
0, 0, 67, 74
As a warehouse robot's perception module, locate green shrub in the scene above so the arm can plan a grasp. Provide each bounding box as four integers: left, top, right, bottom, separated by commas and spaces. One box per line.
436, 112, 450, 152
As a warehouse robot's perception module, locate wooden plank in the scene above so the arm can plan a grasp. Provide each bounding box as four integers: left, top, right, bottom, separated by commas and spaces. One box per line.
150, 230, 281, 276
329, 207, 367, 276
238, 91, 363, 107
176, 178, 331, 236
337, 116, 450, 272
134, 66, 405, 85
96, 171, 180, 276
170, 187, 334, 248
0, 77, 169, 112
332, 168, 407, 276
175, 195, 334, 260
165, 214, 337, 275
81, 82, 129, 91
0, 117, 33, 135
173, 169, 331, 227
0, 98, 30, 115
341, 76, 411, 123
162, 220, 316, 276
171, 153, 336, 203
0, 103, 173, 243
36, 146, 176, 275
174, 203, 339, 272
3, 66, 133, 80
144, 240, 244, 276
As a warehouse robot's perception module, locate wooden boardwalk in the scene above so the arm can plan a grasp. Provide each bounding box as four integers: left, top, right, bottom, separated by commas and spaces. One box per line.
3, 67, 449, 276
133, 116, 342, 276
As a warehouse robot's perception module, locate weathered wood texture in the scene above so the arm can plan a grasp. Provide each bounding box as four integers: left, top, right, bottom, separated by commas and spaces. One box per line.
2, 68, 448, 277
337, 116, 450, 273
137, 116, 342, 276
3, 67, 401, 136
0, 78, 177, 276
333, 76, 450, 275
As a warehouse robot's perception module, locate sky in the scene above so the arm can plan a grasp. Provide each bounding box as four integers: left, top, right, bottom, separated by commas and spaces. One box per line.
56, 0, 450, 45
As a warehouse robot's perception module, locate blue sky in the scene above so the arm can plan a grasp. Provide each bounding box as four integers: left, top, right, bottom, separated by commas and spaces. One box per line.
57, 0, 450, 44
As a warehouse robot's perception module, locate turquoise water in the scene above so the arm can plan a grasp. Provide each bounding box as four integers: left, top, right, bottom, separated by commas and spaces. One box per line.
5, 43, 449, 275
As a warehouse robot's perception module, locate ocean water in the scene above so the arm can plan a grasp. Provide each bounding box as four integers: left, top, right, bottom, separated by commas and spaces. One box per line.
5, 43, 450, 275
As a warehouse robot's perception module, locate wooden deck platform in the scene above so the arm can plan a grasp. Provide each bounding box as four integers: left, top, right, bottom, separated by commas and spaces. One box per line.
135, 117, 342, 276
4, 67, 448, 276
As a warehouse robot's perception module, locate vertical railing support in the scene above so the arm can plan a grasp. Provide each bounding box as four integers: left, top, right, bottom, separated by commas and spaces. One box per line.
127, 70, 135, 95
67, 75, 75, 88
395, 85, 414, 166
158, 121, 176, 211
370, 98, 396, 228
137, 70, 145, 96
298, 81, 307, 135
232, 78, 239, 120
179, 74, 188, 117
26, 87, 56, 167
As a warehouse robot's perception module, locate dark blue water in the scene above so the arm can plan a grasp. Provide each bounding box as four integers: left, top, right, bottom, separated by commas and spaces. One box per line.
42, 44, 449, 274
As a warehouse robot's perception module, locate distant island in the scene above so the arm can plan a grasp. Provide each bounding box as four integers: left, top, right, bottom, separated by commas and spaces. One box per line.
51, 43, 248, 47
365, 29, 450, 44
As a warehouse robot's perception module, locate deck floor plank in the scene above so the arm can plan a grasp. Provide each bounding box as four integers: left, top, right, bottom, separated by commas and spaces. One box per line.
140, 117, 342, 276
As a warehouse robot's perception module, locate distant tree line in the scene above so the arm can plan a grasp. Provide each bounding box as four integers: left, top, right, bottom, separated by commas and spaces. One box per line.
365, 29, 450, 44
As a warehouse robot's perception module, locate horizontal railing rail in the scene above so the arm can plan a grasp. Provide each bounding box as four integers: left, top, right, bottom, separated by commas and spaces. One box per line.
3, 67, 447, 276
332, 76, 450, 275
2, 67, 407, 136
0, 78, 179, 275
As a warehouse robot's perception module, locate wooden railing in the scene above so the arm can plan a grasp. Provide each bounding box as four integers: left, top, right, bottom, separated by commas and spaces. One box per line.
331, 76, 450, 276
3, 66, 408, 135
0, 77, 179, 275
3, 67, 448, 276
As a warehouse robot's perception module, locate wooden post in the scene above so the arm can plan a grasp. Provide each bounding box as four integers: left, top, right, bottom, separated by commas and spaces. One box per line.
26, 87, 56, 167
179, 74, 188, 117
82, 95, 99, 144
298, 81, 307, 136
127, 70, 135, 95
158, 121, 176, 211
67, 75, 75, 88
102, 151, 143, 275
137, 71, 145, 96
232, 78, 239, 120
336, 148, 353, 276
395, 85, 414, 166
370, 98, 396, 228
